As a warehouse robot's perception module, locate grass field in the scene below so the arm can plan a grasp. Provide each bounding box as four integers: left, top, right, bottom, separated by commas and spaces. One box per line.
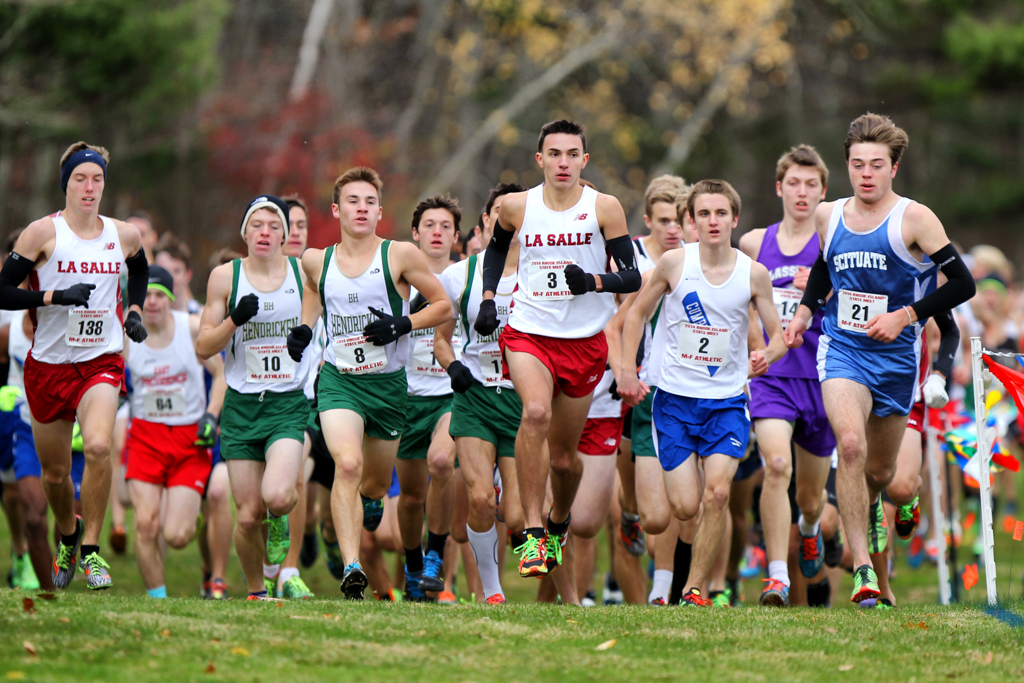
2, 507, 1024, 681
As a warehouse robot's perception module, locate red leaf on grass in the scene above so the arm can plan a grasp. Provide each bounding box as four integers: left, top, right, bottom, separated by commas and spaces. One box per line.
23, 641, 36, 656
205, 664, 216, 674
36, 593, 55, 601
22, 598, 34, 613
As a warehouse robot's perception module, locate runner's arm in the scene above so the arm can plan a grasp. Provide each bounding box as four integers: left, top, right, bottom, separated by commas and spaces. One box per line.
480, 194, 525, 300
395, 243, 452, 332
748, 303, 766, 353
931, 308, 960, 379
299, 250, 325, 329
433, 317, 458, 370
0, 219, 83, 309
751, 263, 787, 366
192, 314, 227, 418
619, 262, 673, 405
195, 264, 236, 360
117, 219, 147, 317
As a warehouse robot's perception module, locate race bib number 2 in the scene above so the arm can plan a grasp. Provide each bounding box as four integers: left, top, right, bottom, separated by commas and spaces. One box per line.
333, 335, 387, 374
837, 290, 888, 333
772, 287, 802, 329
676, 323, 731, 367
245, 344, 296, 383
65, 309, 112, 347
527, 260, 575, 301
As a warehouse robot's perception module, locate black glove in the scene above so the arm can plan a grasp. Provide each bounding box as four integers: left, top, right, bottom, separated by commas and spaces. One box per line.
287, 324, 313, 362
446, 360, 479, 393
123, 310, 148, 343
564, 264, 596, 295
52, 283, 95, 307
474, 299, 499, 336
194, 412, 219, 447
364, 307, 412, 346
230, 293, 259, 326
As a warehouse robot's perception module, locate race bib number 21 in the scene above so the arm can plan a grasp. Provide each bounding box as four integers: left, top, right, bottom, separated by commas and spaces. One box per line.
837, 290, 888, 333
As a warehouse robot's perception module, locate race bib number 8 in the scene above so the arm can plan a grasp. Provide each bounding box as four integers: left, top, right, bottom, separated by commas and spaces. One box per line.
676, 323, 731, 367
527, 260, 575, 301
142, 388, 187, 420
772, 287, 803, 329
837, 290, 888, 333
245, 343, 296, 383
333, 335, 387, 374
480, 348, 504, 386
65, 309, 112, 347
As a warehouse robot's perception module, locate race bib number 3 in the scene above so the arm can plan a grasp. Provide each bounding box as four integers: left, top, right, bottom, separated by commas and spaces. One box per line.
480, 348, 504, 386
412, 337, 446, 376
245, 343, 296, 383
676, 323, 731, 367
65, 309, 112, 347
772, 287, 803, 329
527, 260, 575, 301
333, 335, 387, 374
142, 389, 186, 420
837, 290, 888, 333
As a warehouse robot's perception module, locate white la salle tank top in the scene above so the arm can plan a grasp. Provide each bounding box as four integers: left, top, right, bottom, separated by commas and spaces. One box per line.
29, 213, 126, 364
224, 257, 309, 394
508, 184, 616, 339
127, 310, 207, 425
320, 241, 409, 375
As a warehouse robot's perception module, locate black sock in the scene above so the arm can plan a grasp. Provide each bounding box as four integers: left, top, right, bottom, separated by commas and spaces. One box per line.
708, 590, 724, 600
807, 577, 831, 607
546, 513, 571, 536
669, 539, 692, 605
510, 531, 526, 547
606, 575, 620, 592
81, 544, 99, 562
405, 545, 423, 573
524, 526, 546, 541
60, 518, 81, 548
426, 532, 448, 557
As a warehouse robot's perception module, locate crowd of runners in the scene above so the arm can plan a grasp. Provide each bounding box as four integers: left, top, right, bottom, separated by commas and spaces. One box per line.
1, 111, 1020, 607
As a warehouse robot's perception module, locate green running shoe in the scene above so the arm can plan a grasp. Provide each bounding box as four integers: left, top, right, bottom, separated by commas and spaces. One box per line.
544, 530, 567, 572
868, 498, 888, 555
281, 576, 314, 599
711, 589, 732, 607
850, 563, 880, 603
52, 517, 82, 589
265, 513, 290, 565
80, 552, 112, 590
18, 554, 40, 591
513, 534, 548, 578
895, 496, 920, 540
265, 574, 277, 596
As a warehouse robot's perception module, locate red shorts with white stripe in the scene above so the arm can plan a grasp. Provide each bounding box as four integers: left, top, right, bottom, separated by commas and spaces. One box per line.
499, 326, 607, 399
906, 401, 925, 435
125, 419, 212, 495
24, 352, 125, 424
578, 417, 626, 456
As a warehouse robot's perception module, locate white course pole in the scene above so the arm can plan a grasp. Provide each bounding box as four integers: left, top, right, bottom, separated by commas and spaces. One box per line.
924, 405, 952, 605
969, 336, 998, 605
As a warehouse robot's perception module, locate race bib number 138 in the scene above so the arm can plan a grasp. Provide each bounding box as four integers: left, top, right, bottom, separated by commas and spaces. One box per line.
65, 309, 112, 347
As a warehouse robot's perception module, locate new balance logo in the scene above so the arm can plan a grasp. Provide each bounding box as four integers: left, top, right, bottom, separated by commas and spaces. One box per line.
587, 374, 599, 383
730, 438, 742, 448
573, 213, 588, 221
604, 438, 617, 446
100, 373, 115, 380
390, 430, 398, 436
103, 242, 116, 251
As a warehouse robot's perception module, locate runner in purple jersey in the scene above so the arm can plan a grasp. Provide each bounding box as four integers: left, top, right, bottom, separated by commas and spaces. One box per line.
739, 145, 835, 607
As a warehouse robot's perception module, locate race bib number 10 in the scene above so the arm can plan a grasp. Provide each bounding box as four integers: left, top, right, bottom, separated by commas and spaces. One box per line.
527, 260, 575, 301
65, 309, 112, 347
837, 290, 888, 333
772, 287, 803, 329
245, 344, 296, 383
675, 323, 731, 367
333, 335, 387, 374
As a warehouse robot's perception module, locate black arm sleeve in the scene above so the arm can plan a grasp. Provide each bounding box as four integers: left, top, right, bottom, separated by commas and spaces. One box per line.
932, 308, 960, 379
125, 249, 149, 311
798, 251, 832, 314
0, 253, 46, 310
911, 243, 976, 323
480, 221, 514, 295
597, 235, 641, 294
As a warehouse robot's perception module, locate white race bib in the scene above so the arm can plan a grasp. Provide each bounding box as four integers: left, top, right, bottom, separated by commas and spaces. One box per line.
244, 343, 296, 383
333, 335, 387, 374
772, 287, 803, 329
411, 336, 446, 376
527, 260, 575, 301
142, 387, 187, 420
64, 308, 112, 347
837, 290, 888, 333
480, 348, 504, 386
675, 323, 731, 367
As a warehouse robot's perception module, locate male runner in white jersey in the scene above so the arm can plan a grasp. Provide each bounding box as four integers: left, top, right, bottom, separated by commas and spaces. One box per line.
475, 120, 641, 577
0, 142, 149, 589
197, 195, 311, 600
435, 182, 526, 604
394, 194, 462, 599
784, 113, 976, 602
619, 179, 787, 605
125, 266, 226, 598
738, 145, 835, 606
286, 167, 452, 599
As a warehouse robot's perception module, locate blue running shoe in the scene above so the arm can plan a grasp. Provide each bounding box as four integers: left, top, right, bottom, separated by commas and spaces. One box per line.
362, 495, 384, 532
759, 578, 789, 607
419, 550, 445, 592
404, 565, 429, 602
340, 561, 367, 600
798, 529, 824, 578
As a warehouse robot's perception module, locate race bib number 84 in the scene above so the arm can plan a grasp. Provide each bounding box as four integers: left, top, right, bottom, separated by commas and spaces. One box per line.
142, 389, 186, 420
676, 323, 731, 367
333, 335, 387, 374
65, 309, 112, 347
837, 290, 888, 333
527, 260, 575, 301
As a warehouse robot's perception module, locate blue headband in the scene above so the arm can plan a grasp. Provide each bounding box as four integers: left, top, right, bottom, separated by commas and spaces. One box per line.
60, 149, 107, 194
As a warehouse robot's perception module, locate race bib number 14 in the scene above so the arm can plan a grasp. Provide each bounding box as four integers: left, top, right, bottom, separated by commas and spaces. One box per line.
837, 290, 888, 333
772, 287, 802, 329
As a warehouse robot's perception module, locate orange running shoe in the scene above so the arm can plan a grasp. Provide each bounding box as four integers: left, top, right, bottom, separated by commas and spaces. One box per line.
438, 591, 457, 604
485, 593, 506, 605
681, 588, 711, 606
514, 533, 548, 578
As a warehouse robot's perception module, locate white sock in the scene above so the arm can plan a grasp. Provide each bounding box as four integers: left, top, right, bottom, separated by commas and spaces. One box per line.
467, 525, 503, 599
768, 561, 790, 588
278, 567, 299, 584
649, 569, 672, 603
263, 563, 280, 579
797, 514, 820, 538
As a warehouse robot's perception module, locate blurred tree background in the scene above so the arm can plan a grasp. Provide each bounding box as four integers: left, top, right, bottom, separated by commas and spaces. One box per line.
1, 0, 1022, 296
